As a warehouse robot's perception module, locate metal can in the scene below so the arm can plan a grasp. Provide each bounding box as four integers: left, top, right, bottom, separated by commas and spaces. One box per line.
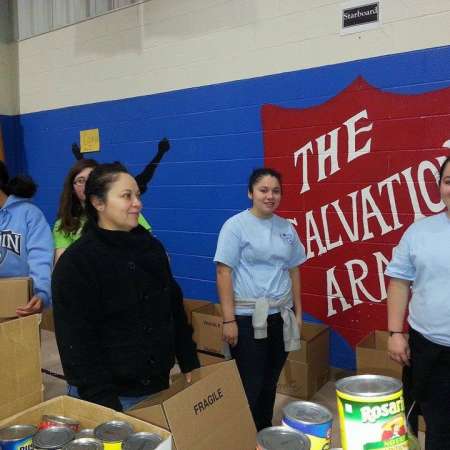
0, 425, 37, 450
94, 421, 134, 450
33, 427, 75, 450
75, 430, 95, 440
282, 401, 333, 450
40, 416, 80, 433
123, 432, 163, 450
63, 438, 103, 450
256, 426, 310, 450
336, 375, 409, 450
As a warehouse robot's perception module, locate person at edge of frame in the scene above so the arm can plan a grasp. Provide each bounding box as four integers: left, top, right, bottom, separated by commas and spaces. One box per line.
214, 167, 306, 431
385, 155, 450, 450
0, 160, 53, 316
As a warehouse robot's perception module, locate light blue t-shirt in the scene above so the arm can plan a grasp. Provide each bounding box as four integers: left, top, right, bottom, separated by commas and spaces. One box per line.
214, 209, 306, 316
385, 212, 450, 346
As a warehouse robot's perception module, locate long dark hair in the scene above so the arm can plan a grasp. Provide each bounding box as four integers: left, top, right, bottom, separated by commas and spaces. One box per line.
84, 162, 129, 226
56, 159, 98, 234
0, 161, 37, 198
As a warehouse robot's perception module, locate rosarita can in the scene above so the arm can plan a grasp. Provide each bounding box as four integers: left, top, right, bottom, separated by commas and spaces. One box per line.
256, 426, 310, 450
123, 432, 163, 450
33, 426, 75, 450
63, 438, 103, 450
0, 425, 37, 450
336, 375, 408, 450
40, 416, 80, 433
94, 421, 134, 450
282, 401, 332, 450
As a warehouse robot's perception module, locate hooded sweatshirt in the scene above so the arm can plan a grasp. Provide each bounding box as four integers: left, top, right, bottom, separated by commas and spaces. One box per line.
0, 195, 53, 307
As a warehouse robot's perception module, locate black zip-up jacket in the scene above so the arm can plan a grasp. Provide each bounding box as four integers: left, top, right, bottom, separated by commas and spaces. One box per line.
52, 223, 199, 410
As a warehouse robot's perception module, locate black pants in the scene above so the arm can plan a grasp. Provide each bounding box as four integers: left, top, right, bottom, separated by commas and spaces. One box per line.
230, 313, 288, 431
408, 329, 450, 450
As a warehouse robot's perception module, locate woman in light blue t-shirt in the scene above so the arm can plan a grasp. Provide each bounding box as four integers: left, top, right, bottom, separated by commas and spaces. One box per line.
214, 167, 306, 431
385, 156, 450, 449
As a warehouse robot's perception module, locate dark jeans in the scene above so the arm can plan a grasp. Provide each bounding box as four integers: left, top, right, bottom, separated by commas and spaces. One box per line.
230, 313, 288, 431
408, 329, 450, 450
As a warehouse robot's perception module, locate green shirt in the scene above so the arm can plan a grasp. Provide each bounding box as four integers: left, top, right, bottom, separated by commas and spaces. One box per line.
53, 214, 152, 249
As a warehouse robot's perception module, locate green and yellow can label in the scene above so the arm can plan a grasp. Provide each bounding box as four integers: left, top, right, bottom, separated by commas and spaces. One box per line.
337, 389, 409, 450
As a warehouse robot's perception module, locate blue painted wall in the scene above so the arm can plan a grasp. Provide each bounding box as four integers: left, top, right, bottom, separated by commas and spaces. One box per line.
8, 44, 450, 369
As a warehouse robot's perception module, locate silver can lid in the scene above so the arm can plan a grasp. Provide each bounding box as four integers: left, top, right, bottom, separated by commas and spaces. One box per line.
123, 432, 163, 450
257, 426, 310, 450
336, 374, 402, 397
63, 438, 103, 450
33, 427, 75, 449
0, 425, 37, 442
75, 430, 95, 439
94, 421, 134, 443
283, 401, 332, 425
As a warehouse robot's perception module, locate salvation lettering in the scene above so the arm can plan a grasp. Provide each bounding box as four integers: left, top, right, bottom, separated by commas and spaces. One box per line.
262, 77, 450, 348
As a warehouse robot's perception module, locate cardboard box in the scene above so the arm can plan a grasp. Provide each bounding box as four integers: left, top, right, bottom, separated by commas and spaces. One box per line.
183, 298, 211, 325
356, 330, 402, 379
0, 315, 43, 420
40, 308, 55, 332
192, 303, 225, 355
0, 396, 171, 450
0, 277, 32, 318
277, 322, 330, 399
197, 351, 225, 367
128, 360, 256, 450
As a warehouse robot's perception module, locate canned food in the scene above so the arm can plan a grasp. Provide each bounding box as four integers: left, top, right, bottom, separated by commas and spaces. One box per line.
282, 401, 332, 450
63, 438, 103, 450
0, 425, 37, 450
33, 427, 75, 450
75, 430, 94, 440
336, 375, 408, 450
94, 421, 134, 450
123, 432, 163, 450
40, 416, 80, 433
256, 426, 310, 450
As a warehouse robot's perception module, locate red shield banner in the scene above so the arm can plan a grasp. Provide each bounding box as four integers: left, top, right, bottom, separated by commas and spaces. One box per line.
262, 77, 450, 348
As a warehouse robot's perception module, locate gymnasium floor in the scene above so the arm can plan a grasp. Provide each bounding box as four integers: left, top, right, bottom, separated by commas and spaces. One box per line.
41, 329, 425, 448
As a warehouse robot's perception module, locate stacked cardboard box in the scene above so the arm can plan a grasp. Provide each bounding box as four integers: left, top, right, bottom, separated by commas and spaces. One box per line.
277, 322, 330, 399
0, 277, 32, 319
356, 330, 402, 379
191, 303, 226, 356
0, 396, 171, 450
0, 277, 43, 420
183, 298, 211, 325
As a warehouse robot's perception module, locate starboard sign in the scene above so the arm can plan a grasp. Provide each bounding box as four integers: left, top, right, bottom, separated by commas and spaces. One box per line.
262, 77, 450, 347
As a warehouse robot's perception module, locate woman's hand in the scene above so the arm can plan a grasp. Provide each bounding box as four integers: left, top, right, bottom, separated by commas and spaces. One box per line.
16, 295, 44, 317
223, 321, 238, 347
184, 371, 193, 383
388, 333, 410, 366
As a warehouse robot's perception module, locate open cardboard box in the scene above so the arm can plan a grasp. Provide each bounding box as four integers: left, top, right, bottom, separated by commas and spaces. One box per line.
0, 277, 32, 318
0, 314, 43, 420
183, 298, 211, 325
128, 360, 256, 450
0, 396, 171, 449
277, 322, 330, 399
191, 303, 226, 355
356, 330, 402, 379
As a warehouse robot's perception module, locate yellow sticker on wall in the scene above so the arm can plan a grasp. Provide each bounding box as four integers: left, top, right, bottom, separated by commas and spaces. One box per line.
80, 129, 100, 153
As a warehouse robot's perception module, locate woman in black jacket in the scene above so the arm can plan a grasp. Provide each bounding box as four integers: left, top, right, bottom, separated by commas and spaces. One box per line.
52, 162, 199, 411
